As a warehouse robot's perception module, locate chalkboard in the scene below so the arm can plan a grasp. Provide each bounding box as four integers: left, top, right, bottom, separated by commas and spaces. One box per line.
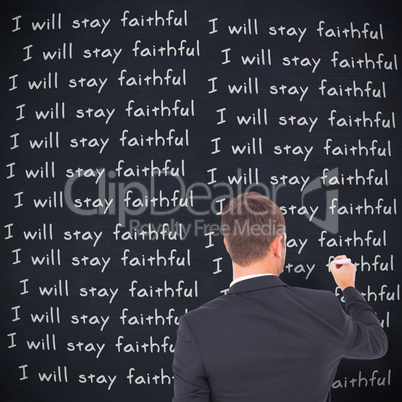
1, 0, 401, 400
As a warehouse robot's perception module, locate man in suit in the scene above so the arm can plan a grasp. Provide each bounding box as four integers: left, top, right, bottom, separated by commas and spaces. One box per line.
172, 192, 388, 401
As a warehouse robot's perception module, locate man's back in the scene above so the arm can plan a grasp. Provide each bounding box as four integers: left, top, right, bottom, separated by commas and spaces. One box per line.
173, 276, 387, 402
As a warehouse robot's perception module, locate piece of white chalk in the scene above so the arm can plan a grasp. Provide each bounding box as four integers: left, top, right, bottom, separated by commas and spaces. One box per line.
333, 258, 351, 265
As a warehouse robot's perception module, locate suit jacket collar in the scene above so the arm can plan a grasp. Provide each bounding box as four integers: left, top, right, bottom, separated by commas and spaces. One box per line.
227, 275, 287, 295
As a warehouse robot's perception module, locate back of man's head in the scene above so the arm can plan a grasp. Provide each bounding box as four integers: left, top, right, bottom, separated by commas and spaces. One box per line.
221, 192, 286, 266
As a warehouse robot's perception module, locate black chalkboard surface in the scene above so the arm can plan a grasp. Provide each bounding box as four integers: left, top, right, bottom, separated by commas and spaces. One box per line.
1, 0, 401, 400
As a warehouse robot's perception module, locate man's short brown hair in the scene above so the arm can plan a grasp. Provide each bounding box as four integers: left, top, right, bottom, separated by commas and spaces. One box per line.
221, 192, 286, 266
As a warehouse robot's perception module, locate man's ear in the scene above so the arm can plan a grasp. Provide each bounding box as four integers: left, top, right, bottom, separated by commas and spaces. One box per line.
272, 236, 283, 258
223, 238, 229, 253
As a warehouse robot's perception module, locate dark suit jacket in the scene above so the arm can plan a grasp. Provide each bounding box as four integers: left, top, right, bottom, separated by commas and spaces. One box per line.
172, 275, 387, 402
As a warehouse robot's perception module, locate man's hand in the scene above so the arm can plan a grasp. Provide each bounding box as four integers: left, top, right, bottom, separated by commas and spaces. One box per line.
329, 255, 356, 291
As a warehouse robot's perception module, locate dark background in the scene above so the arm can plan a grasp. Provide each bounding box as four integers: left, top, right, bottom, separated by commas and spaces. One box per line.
1, 0, 401, 400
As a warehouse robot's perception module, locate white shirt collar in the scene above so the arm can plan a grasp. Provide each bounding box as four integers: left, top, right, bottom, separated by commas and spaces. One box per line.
230, 273, 274, 288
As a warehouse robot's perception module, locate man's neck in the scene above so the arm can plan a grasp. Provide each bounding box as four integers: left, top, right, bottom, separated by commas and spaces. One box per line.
232, 258, 279, 281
